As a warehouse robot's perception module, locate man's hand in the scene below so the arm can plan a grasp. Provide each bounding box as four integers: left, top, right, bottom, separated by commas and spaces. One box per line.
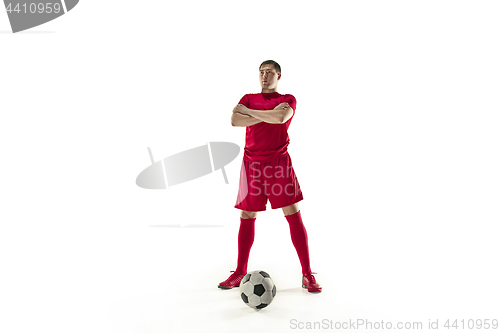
231, 112, 263, 127
233, 104, 250, 115
275, 102, 290, 110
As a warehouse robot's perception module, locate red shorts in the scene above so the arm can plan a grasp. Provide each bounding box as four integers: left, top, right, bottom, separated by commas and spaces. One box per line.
234, 153, 303, 211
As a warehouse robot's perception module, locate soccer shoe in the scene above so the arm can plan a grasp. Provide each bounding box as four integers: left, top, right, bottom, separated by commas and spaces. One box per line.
302, 273, 322, 293
218, 271, 245, 289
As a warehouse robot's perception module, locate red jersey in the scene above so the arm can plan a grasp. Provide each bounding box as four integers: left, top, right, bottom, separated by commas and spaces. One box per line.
238, 92, 297, 162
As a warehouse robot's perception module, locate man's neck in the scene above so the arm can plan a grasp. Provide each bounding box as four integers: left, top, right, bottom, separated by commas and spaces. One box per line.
261, 88, 278, 93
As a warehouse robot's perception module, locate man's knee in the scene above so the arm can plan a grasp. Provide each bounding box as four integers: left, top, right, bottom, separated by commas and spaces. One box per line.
282, 203, 299, 216
240, 210, 258, 219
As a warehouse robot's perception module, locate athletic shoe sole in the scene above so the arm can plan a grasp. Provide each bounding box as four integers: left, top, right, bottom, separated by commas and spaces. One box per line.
302, 284, 322, 293
218, 285, 239, 289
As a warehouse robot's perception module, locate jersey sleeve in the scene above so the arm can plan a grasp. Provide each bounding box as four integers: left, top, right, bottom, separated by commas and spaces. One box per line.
238, 94, 250, 107
283, 94, 297, 115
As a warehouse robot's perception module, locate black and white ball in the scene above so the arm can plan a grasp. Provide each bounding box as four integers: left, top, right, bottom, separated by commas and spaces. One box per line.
239, 270, 276, 309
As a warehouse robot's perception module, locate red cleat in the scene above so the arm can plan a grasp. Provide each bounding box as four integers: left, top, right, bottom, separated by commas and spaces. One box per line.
218, 271, 245, 289
302, 273, 322, 293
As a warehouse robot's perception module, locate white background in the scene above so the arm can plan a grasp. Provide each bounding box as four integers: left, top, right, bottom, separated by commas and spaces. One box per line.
1, 1, 499, 332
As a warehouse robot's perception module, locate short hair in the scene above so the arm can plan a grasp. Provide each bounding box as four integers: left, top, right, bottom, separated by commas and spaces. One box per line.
259, 60, 281, 74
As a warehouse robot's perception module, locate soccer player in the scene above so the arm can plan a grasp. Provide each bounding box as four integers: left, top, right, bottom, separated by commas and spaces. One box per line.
218, 60, 322, 293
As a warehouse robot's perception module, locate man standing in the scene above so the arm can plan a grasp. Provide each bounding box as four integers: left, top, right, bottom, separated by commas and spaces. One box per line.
218, 60, 321, 293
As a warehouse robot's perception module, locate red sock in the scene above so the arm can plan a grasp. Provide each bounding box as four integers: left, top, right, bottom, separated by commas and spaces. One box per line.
285, 211, 312, 276
235, 217, 256, 275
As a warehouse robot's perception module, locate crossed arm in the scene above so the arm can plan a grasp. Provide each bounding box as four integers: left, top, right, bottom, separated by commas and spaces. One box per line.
231, 103, 294, 127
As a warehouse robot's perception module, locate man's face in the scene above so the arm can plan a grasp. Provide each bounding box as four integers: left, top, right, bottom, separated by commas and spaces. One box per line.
259, 64, 281, 90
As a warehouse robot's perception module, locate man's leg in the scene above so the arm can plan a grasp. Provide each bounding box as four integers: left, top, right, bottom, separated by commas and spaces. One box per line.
236, 210, 258, 274
283, 203, 322, 293
218, 210, 258, 289
224, 158, 266, 289
283, 203, 310, 275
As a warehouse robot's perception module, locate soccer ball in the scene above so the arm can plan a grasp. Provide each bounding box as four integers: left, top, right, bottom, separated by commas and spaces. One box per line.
239, 270, 276, 309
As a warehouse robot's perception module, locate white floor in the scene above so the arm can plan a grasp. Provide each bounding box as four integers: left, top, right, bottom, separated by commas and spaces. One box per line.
104, 207, 500, 333
2, 1, 500, 332
3, 189, 499, 333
